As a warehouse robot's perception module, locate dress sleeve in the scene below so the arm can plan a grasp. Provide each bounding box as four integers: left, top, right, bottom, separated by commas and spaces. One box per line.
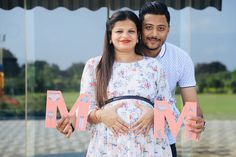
79, 58, 98, 114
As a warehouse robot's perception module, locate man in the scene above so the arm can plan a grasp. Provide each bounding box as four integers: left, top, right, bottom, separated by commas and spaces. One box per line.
135, 1, 206, 157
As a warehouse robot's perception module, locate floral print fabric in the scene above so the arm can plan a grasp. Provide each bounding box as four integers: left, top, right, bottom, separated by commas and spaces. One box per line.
80, 56, 172, 157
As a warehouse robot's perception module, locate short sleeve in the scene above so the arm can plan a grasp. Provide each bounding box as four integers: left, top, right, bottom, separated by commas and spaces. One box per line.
79, 57, 100, 115
75, 57, 101, 130
178, 54, 196, 88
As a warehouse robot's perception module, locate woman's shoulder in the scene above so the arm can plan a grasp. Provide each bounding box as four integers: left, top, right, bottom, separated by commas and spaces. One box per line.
83, 56, 101, 72
85, 56, 101, 66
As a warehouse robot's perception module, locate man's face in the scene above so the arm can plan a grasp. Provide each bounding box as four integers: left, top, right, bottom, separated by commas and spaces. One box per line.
142, 14, 169, 53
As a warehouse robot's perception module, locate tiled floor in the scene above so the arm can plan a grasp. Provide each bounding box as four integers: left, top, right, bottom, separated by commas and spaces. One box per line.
0, 120, 235, 157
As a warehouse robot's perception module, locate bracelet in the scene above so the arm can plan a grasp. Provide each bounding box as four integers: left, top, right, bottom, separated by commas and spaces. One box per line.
93, 109, 99, 123
70, 123, 75, 132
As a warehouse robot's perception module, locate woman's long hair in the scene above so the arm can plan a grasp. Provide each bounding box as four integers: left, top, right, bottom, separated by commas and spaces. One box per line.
96, 10, 142, 108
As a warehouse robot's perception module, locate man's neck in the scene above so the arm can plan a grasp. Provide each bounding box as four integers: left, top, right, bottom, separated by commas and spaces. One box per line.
143, 47, 161, 58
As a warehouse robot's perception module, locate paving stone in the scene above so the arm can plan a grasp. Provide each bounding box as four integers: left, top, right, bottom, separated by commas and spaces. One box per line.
0, 120, 235, 157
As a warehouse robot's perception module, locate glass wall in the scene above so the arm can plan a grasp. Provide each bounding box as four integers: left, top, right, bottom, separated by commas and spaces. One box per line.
0, 7, 26, 157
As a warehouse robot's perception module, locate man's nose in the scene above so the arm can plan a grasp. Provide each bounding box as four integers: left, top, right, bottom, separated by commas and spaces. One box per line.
152, 29, 159, 37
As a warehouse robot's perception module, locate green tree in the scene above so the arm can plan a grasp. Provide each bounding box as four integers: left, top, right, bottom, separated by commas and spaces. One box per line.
34, 61, 57, 92
2, 49, 21, 77
196, 61, 227, 75
64, 63, 85, 91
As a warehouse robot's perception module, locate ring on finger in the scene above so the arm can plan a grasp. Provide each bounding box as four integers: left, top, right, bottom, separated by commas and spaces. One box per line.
202, 121, 206, 132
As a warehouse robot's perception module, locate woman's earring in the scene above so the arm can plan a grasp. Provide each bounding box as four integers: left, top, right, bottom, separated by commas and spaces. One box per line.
109, 40, 112, 44
137, 39, 139, 43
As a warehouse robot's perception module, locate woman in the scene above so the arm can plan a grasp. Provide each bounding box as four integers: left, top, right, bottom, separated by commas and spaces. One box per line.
80, 10, 172, 157
57, 10, 172, 157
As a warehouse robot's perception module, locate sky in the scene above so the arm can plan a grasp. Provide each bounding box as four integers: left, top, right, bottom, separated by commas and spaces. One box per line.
0, 0, 236, 71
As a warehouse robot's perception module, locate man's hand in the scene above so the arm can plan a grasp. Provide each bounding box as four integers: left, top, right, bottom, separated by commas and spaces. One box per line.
186, 116, 206, 139
56, 115, 74, 138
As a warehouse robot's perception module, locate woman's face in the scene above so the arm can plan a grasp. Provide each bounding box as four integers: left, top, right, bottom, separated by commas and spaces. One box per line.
111, 19, 138, 53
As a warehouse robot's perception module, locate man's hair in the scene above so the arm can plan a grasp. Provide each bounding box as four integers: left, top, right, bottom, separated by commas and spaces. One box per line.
139, 1, 170, 26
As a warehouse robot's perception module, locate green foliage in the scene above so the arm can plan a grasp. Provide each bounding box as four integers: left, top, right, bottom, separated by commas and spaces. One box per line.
0, 96, 24, 118
2, 49, 21, 77
231, 80, 236, 93
4, 59, 85, 95
195, 61, 227, 75
0, 92, 80, 119
2, 49, 235, 95
195, 63, 235, 94
0, 93, 46, 119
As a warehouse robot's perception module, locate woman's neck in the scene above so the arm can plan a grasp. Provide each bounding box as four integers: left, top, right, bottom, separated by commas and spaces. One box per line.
115, 51, 142, 63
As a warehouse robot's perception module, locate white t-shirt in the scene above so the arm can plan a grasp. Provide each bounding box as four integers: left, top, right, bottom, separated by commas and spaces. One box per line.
156, 42, 196, 144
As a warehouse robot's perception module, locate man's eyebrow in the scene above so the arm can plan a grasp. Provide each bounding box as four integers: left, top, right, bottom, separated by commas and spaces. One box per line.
157, 25, 167, 27
143, 23, 167, 27
143, 23, 153, 26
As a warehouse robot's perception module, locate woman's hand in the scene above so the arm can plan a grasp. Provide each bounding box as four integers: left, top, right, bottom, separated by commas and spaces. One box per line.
56, 115, 74, 138
131, 103, 154, 136
97, 103, 129, 136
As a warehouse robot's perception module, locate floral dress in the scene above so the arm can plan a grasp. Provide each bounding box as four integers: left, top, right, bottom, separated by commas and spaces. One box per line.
80, 56, 172, 157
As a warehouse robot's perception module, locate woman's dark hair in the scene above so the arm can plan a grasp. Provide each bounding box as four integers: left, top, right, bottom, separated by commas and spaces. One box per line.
139, 1, 170, 26
96, 10, 141, 107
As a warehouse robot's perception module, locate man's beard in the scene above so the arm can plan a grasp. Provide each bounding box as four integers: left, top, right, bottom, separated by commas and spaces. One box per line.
142, 37, 162, 51
143, 43, 160, 51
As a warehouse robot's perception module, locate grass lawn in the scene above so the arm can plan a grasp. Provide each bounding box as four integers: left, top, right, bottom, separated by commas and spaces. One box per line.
61, 92, 236, 120
175, 94, 236, 120
3, 92, 235, 120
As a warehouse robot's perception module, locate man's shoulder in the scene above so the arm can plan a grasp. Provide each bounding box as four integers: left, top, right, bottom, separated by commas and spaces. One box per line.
165, 42, 191, 59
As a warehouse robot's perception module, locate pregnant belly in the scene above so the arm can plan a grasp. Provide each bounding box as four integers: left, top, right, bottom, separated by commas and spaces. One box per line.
111, 100, 150, 126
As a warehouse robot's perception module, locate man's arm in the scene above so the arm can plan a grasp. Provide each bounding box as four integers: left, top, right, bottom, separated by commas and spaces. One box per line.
180, 86, 205, 137
180, 86, 203, 117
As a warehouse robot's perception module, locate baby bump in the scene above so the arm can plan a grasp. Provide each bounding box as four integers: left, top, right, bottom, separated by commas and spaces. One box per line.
109, 100, 152, 126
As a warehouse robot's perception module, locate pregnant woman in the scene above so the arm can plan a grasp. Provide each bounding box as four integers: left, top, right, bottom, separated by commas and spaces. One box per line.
81, 10, 172, 157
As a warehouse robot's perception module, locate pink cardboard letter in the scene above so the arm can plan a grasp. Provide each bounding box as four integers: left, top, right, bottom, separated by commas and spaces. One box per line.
75, 94, 90, 131
45, 90, 90, 131
154, 101, 197, 141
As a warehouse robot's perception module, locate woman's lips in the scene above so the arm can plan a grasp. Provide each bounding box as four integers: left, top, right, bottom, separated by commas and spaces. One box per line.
120, 40, 131, 43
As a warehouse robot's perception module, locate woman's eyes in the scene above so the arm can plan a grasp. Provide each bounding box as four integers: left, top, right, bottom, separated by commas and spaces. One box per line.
115, 30, 136, 33
128, 30, 136, 33
116, 30, 123, 33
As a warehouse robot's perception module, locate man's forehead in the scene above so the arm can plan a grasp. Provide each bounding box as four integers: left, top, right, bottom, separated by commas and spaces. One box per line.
143, 14, 168, 26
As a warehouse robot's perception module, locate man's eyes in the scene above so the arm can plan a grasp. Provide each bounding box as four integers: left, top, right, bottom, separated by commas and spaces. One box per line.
145, 26, 166, 31
145, 26, 153, 30
157, 27, 165, 31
